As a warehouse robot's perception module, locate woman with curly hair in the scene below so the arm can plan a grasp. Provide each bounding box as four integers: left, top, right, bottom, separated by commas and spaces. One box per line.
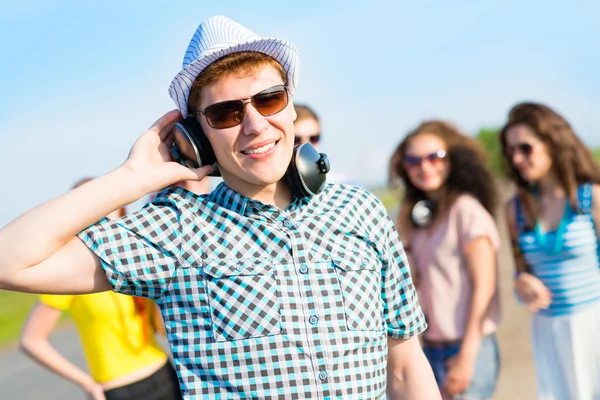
390, 120, 501, 400
501, 102, 600, 400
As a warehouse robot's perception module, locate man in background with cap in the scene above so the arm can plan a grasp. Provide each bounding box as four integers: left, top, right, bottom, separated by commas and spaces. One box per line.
0, 16, 439, 399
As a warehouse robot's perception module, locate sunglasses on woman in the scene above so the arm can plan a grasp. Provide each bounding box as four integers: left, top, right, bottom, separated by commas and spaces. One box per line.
196, 85, 289, 129
294, 134, 320, 146
506, 143, 533, 158
403, 149, 447, 168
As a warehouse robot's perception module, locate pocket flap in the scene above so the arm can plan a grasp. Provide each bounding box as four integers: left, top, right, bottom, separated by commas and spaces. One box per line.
203, 257, 272, 278
331, 252, 379, 272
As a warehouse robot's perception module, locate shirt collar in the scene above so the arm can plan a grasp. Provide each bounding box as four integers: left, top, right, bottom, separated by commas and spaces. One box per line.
208, 182, 309, 217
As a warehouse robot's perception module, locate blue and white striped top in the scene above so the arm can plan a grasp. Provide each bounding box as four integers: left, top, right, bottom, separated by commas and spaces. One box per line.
516, 183, 600, 317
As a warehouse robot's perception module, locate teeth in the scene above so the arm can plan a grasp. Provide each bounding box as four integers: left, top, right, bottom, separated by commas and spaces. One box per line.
243, 141, 276, 155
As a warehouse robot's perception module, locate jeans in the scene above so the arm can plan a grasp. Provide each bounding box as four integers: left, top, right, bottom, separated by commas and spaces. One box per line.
422, 333, 500, 400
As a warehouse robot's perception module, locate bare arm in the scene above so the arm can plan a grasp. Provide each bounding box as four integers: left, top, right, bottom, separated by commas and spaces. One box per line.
0, 168, 144, 293
19, 303, 105, 399
442, 236, 496, 395
0, 111, 212, 294
459, 237, 496, 359
505, 198, 552, 311
387, 336, 441, 400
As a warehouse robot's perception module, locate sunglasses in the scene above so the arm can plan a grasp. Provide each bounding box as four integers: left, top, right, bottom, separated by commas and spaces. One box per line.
403, 149, 447, 168
294, 134, 320, 146
196, 85, 289, 129
506, 143, 533, 158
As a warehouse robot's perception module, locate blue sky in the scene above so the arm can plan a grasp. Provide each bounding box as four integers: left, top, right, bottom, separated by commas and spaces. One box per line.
1, 1, 599, 226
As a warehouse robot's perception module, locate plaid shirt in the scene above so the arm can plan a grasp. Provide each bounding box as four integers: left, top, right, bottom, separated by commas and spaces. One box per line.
78, 183, 426, 399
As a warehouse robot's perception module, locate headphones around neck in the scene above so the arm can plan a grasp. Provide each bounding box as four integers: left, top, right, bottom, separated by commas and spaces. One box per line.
170, 116, 331, 198
411, 199, 437, 227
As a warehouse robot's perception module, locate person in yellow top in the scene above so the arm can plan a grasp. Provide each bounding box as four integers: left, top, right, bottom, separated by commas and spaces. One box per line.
19, 178, 182, 400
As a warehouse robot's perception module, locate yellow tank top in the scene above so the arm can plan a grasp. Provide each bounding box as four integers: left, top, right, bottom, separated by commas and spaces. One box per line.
39, 292, 167, 383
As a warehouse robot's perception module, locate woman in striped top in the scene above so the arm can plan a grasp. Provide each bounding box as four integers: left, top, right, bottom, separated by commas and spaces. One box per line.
501, 102, 600, 400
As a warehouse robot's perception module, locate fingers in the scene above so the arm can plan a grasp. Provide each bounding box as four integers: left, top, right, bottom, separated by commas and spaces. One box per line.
175, 164, 214, 182
525, 293, 552, 311
148, 110, 182, 137
443, 378, 460, 396
444, 355, 458, 368
189, 165, 215, 180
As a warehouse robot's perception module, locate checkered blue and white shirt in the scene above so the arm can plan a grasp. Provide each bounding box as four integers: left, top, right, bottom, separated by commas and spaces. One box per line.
78, 183, 426, 399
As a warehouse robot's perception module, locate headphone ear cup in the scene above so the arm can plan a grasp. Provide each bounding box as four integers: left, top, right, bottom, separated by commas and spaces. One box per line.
285, 143, 329, 198
411, 200, 435, 227
179, 117, 217, 166
285, 147, 310, 197
173, 117, 220, 177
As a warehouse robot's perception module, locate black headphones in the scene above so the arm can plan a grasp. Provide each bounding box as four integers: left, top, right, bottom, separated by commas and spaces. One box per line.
411, 199, 437, 227
170, 116, 330, 198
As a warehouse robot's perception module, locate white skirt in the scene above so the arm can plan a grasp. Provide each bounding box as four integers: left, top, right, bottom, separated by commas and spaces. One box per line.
531, 302, 600, 400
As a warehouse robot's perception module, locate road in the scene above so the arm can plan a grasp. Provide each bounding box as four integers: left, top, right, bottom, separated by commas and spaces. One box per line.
0, 328, 86, 399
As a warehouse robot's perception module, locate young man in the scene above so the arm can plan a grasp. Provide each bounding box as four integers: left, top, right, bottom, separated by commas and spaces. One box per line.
0, 16, 439, 399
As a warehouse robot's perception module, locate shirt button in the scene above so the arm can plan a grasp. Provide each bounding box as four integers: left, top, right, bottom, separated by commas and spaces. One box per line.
282, 219, 294, 229
361, 258, 368, 266
299, 265, 308, 274
309, 316, 319, 325
318, 370, 328, 380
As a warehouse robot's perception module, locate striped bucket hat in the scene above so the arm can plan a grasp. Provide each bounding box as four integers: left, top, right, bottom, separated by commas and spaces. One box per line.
168, 16, 300, 118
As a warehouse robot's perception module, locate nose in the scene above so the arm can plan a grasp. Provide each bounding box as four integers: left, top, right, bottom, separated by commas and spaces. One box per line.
511, 150, 525, 166
241, 103, 269, 136
419, 159, 436, 173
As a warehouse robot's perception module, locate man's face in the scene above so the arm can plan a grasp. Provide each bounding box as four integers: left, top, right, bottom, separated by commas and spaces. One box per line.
293, 117, 320, 150
197, 65, 296, 195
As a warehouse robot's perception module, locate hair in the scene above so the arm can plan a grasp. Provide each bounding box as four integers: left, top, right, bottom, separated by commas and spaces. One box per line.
499, 102, 600, 227
187, 51, 287, 115
294, 104, 319, 123
389, 120, 497, 230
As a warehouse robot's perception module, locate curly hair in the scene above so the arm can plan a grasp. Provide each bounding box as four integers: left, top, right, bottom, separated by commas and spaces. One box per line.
389, 120, 497, 229
499, 102, 600, 227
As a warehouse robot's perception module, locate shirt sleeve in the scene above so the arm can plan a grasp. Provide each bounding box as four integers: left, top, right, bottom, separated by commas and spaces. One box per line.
39, 294, 74, 310
456, 195, 500, 252
77, 189, 183, 300
371, 196, 427, 339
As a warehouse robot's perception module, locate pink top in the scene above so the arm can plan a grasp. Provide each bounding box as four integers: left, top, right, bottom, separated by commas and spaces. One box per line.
411, 194, 501, 342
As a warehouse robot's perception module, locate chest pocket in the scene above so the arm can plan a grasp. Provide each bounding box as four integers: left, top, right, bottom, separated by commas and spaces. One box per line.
203, 258, 282, 342
332, 252, 384, 331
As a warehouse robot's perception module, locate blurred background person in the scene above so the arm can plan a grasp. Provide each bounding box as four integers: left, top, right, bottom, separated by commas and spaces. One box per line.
293, 103, 362, 186
19, 178, 181, 400
390, 120, 501, 400
501, 102, 600, 400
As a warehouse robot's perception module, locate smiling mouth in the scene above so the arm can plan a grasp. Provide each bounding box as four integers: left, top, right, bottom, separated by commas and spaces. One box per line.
241, 140, 278, 155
